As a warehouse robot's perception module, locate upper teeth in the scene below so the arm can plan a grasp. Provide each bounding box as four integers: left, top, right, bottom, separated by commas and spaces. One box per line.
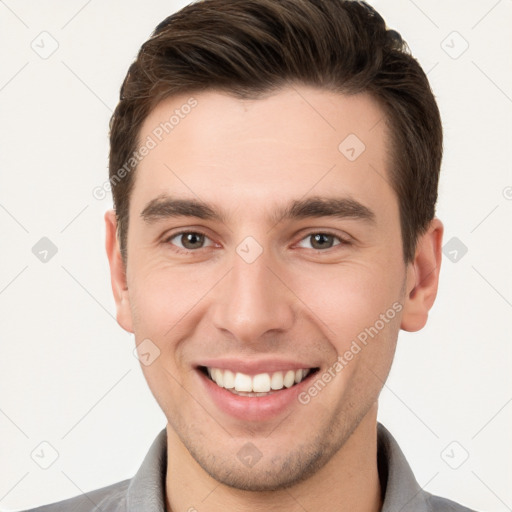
206, 367, 311, 393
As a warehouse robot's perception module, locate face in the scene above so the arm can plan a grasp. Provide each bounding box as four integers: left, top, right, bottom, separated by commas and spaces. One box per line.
106, 85, 437, 491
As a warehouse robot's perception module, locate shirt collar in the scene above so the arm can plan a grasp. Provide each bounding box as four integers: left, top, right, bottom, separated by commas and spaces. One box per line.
377, 423, 430, 511
126, 428, 168, 512
125, 423, 429, 512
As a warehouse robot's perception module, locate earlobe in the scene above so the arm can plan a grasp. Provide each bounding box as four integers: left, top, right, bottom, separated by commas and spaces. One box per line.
400, 218, 444, 332
104, 210, 134, 333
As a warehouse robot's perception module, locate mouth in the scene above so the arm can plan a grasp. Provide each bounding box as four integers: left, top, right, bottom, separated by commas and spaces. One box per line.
198, 365, 320, 397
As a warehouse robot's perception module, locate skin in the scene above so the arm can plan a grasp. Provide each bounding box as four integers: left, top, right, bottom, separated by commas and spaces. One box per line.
105, 85, 443, 512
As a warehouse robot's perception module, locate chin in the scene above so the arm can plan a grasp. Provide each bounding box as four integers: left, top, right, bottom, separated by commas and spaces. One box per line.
184, 434, 338, 492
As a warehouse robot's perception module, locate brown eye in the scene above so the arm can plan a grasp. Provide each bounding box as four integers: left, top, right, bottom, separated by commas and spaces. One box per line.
165, 231, 214, 252
311, 233, 335, 250
297, 232, 348, 251
180, 232, 205, 249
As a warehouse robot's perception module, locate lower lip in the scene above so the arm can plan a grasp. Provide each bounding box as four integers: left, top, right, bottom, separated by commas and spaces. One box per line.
197, 369, 315, 422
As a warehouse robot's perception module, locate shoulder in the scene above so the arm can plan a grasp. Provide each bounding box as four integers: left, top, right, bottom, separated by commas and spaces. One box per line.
17, 427, 168, 512
17, 478, 130, 512
426, 491, 479, 512
377, 423, 479, 512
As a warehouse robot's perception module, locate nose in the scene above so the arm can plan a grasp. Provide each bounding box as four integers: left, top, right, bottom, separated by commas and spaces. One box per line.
211, 244, 296, 344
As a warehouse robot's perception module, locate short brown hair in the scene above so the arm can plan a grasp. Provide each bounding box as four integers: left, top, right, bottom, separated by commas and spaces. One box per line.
109, 0, 442, 265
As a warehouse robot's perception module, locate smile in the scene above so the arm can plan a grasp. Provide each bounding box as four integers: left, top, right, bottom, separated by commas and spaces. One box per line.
199, 366, 319, 396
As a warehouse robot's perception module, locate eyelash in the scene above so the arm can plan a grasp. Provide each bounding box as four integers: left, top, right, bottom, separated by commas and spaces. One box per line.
163, 230, 351, 254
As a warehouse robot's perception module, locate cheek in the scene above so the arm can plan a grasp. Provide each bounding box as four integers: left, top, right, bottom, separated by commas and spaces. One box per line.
291, 261, 403, 343
290, 260, 403, 399
127, 263, 224, 379
128, 262, 206, 334
130, 268, 195, 412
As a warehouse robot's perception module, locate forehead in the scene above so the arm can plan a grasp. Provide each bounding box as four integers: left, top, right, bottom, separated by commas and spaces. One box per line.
131, 86, 395, 224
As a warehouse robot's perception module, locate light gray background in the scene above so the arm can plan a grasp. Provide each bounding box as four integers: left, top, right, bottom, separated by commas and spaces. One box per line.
1, 1, 511, 510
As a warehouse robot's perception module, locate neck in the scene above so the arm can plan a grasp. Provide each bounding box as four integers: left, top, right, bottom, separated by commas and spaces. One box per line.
165, 405, 382, 512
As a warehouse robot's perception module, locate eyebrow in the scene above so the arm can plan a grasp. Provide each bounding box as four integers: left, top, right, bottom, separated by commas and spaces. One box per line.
140, 194, 376, 226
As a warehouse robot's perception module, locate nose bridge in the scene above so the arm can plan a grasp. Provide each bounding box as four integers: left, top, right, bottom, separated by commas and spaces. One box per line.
211, 241, 295, 342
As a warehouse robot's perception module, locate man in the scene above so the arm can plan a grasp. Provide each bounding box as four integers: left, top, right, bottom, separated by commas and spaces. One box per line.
22, 0, 476, 511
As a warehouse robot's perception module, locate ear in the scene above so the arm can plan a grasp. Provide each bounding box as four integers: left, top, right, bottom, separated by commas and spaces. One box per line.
400, 217, 444, 332
105, 210, 133, 333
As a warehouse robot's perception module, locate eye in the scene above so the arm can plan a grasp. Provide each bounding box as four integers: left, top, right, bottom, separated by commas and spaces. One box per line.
296, 232, 349, 251
164, 231, 215, 252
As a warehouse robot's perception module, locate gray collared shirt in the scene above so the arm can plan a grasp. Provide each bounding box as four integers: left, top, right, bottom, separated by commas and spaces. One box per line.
20, 423, 477, 512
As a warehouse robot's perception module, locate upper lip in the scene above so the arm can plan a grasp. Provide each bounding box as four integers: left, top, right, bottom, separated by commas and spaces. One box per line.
196, 358, 320, 376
